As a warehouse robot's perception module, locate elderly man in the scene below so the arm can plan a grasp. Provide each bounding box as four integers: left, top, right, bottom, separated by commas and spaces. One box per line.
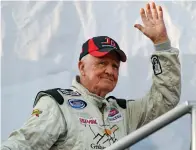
1, 2, 181, 150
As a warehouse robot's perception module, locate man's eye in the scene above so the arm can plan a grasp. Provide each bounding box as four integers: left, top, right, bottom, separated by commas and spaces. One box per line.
113, 64, 119, 69
99, 62, 105, 65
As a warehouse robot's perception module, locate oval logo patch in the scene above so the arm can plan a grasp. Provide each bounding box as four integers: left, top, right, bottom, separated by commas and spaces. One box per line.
108, 108, 123, 122
108, 108, 119, 117
68, 99, 87, 109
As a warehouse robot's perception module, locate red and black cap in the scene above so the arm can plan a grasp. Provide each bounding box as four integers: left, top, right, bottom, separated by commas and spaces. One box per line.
79, 36, 127, 62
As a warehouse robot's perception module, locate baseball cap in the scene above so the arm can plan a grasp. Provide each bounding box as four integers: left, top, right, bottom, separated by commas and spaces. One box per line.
79, 36, 127, 62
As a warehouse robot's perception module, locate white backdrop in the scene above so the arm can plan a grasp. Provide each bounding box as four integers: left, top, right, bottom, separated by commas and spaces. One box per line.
1, 1, 196, 150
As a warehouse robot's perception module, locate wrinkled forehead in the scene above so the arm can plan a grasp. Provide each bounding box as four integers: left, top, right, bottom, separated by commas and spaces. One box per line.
82, 52, 120, 66
98, 51, 120, 63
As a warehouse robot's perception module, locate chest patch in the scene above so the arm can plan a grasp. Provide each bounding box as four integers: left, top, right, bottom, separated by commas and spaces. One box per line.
108, 108, 123, 123
79, 117, 98, 125
68, 99, 87, 109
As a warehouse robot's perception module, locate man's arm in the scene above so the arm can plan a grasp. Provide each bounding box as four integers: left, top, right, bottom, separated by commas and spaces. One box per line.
126, 2, 181, 131
1, 96, 66, 150
127, 40, 181, 130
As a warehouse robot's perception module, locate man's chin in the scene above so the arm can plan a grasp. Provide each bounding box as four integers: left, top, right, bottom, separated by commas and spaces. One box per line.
100, 84, 115, 93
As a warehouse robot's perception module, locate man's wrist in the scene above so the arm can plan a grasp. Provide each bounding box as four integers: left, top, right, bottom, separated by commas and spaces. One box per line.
154, 39, 171, 51
152, 31, 169, 44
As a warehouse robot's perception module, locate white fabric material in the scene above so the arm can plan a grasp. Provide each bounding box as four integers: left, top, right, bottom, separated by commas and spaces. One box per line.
1, 1, 196, 150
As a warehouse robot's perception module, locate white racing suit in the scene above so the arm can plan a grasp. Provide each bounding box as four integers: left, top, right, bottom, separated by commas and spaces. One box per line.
1, 40, 181, 150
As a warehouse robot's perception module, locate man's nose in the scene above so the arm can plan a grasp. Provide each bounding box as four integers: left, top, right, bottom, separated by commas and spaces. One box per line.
105, 65, 114, 75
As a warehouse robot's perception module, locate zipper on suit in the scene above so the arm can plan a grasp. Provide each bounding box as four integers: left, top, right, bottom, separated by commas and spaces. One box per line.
100, 103, 105, 122
100, 103, 112, 146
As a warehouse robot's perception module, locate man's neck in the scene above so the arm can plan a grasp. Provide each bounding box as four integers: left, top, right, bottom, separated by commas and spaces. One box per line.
80, 77, 107, 98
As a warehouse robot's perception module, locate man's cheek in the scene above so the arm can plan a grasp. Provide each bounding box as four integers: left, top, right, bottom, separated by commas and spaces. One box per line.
90, 75, 99, 83
114, 73, 119, 81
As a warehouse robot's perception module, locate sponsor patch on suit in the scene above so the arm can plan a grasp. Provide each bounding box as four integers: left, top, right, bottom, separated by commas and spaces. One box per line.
108, 108, 123, 122
79, 117, 98, 125
151, 55, 162, 75
68, 99, 87, 109
32, 109, 42, 117
60, 89, 81, 96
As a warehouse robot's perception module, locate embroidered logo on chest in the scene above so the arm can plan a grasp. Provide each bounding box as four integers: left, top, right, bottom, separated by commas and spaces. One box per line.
68, 99, 87, 109
108, 108, 123, 122
79, 117, 98, 125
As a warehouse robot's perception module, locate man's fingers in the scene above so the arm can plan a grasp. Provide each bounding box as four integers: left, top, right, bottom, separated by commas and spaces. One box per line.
146, 3, 153, 20
157, 6, 163, 19
134, 24, 145, 33
151, 2, 158, 20
140, 8, 148, 26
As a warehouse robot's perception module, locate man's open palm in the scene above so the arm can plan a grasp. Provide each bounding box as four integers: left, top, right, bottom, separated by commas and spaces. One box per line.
134, 2, 168, 44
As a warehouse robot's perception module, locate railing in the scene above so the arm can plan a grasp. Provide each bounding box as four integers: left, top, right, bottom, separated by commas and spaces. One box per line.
105, 101, 196, 150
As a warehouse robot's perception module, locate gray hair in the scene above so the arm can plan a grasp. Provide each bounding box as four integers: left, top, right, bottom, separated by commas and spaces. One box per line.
80, 54, 93, 63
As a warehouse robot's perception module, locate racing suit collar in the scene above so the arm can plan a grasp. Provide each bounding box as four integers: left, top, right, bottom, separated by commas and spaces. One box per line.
71, 76, 109, 109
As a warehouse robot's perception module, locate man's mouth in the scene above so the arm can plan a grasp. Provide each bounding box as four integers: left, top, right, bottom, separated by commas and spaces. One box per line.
102, 77, 113, 82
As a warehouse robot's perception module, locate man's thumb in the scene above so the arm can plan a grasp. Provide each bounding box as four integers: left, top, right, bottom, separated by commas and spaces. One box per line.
134, 24, 145, 33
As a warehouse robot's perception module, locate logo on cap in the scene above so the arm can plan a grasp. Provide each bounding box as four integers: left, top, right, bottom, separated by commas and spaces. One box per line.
101, 37, 117, 49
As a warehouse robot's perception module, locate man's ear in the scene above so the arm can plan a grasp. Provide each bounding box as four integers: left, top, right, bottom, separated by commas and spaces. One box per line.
78, 61, 85, 76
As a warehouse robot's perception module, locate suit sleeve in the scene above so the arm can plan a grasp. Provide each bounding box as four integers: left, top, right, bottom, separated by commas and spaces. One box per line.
126, 40, 181, 132
1, 96, 66, 150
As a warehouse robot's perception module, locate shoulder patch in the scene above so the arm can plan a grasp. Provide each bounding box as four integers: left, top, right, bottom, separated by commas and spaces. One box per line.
151, 55, 162, 75
59, 89, 81, 96
34, 88, 64, 107
32, 109, 42, 117
106, 96, 127, 109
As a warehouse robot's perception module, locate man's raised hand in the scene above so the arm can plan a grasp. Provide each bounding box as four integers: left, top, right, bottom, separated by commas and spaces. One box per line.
134, 2, 169, 44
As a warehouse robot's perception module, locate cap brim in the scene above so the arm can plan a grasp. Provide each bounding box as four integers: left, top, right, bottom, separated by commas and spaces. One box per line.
89, 48, 127, 62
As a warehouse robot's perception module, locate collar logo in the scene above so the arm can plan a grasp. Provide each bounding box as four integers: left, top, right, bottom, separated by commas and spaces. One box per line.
60, 89, 81, 96
68, 99, 87, 109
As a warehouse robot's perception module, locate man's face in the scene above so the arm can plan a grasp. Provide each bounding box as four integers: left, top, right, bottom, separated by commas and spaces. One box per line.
79, 51, 120, 94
